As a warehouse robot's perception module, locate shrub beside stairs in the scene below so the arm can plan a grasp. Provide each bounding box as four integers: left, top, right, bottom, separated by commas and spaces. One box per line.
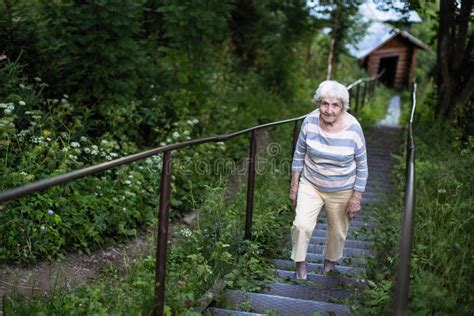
204, 125, 402, 315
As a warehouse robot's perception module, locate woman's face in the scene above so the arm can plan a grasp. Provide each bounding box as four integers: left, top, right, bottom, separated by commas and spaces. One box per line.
319, 96, 344, 125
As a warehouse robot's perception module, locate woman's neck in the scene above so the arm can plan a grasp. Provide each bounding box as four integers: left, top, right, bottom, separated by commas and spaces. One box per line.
319, 111, 347, 133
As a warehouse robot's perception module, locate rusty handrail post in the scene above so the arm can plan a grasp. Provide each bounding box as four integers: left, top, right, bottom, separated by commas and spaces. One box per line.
244, 130, 257, 240
291, 121, 299, 161
289, 121, 299, 184
154, 151, 172, 316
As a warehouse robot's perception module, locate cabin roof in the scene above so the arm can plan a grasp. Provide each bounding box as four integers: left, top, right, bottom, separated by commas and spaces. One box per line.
346, 22, 429, 59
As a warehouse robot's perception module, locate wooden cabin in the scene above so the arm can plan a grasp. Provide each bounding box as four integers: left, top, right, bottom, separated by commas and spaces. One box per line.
360, 31, 428, 87
348, 22, 429, 87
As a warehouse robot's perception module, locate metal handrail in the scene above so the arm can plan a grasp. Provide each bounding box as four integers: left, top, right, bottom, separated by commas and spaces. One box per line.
0, 77, 380, 316
393, 81, 417, 315
0, 115, 306, 203
346, 71, 383, 113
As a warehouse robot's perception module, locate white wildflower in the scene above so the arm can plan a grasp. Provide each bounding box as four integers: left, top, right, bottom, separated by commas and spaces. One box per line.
105, 155, 112, 161
179, 228, 192, 237
70, 142, 80, 148
19, 84, 26, 89
110, 152, 118, 158
124, 180, 132, 185
91, 149, 98, 155
172, 131, 180, 139
84, 147, 91, 154
48, 209, 54, 215
92, 145, 98, 150
18, 100, 26, 106
80, 136, 87, 142
192, 118, 199, 124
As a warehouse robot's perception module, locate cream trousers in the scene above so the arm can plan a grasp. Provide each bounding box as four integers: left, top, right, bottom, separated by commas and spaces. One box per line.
291, 176, 353, 262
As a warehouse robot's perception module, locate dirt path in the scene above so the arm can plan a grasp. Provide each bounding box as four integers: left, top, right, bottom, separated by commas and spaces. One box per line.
0, 127, 274, 314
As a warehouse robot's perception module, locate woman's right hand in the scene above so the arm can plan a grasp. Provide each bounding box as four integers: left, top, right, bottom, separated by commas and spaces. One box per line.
289, 184, 298, 208
289, 172, 301, 208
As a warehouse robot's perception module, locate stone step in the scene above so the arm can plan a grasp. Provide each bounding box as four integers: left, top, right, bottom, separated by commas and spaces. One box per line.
307, 244, 374, 257
269, 259, 365, 276
305, 252, 369, 266
312, 228, 373, 241
221, 290, 350, 315
274, 269, 365, 289
259, 282, 352, 303
310, 237, 374, 249
315, 221, 377, 230
206, 308, 266, 316
361, 198, 383, 205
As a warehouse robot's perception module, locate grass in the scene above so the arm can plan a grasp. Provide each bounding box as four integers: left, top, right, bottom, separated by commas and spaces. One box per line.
2, 81, 396, 315
2, 125, 296, 315
357, 84, 474, 315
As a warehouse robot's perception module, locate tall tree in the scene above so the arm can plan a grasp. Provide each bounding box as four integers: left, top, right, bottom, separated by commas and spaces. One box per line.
436, 0, 473, 120
308, 0, 364, 80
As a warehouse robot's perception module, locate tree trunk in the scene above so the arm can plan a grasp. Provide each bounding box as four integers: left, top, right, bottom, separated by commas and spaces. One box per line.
436, 0, 474, 120
326, 33, 336, 80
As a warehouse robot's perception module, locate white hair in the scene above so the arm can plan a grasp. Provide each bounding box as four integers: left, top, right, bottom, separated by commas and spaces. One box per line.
312, 80, 350, 110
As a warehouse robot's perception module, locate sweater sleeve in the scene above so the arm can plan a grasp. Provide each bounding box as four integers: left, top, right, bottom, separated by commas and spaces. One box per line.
353, 126, 368, 192
291, 118, 308, 172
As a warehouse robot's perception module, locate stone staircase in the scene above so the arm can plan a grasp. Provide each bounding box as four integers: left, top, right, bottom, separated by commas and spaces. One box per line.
204, 125, 402, 315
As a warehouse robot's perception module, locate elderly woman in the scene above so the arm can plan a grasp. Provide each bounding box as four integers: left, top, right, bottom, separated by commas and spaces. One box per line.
289, 80, 368, 279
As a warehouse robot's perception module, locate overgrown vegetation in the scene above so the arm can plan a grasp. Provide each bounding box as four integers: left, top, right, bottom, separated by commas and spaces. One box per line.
358, 82, 474, 314
355, 1, 474, 312
2, 126, 295, 315
0, 0, 385, 263
3, 0, 470, 314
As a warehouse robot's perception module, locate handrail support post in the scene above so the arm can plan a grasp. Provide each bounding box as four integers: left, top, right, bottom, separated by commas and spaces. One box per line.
244, 130, 257, 240
154, 151, 172, 316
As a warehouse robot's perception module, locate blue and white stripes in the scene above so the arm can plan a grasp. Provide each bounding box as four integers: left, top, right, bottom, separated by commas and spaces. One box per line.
292, 109, 368, 192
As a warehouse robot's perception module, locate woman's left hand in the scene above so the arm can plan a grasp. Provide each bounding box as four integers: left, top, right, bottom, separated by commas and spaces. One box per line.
346, 192, 362, 219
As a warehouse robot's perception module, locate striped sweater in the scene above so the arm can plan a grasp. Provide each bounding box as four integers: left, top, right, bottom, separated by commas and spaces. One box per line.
292, 109, 368, 192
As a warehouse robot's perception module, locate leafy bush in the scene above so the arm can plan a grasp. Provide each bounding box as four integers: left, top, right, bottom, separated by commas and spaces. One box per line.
359, 93, 474, 314
3, 127, 295, 314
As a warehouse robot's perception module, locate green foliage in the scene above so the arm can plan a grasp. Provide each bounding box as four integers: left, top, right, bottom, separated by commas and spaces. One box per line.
3, 129, 295, 314
353, 84, 392, 129
359, 88, 474, 314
